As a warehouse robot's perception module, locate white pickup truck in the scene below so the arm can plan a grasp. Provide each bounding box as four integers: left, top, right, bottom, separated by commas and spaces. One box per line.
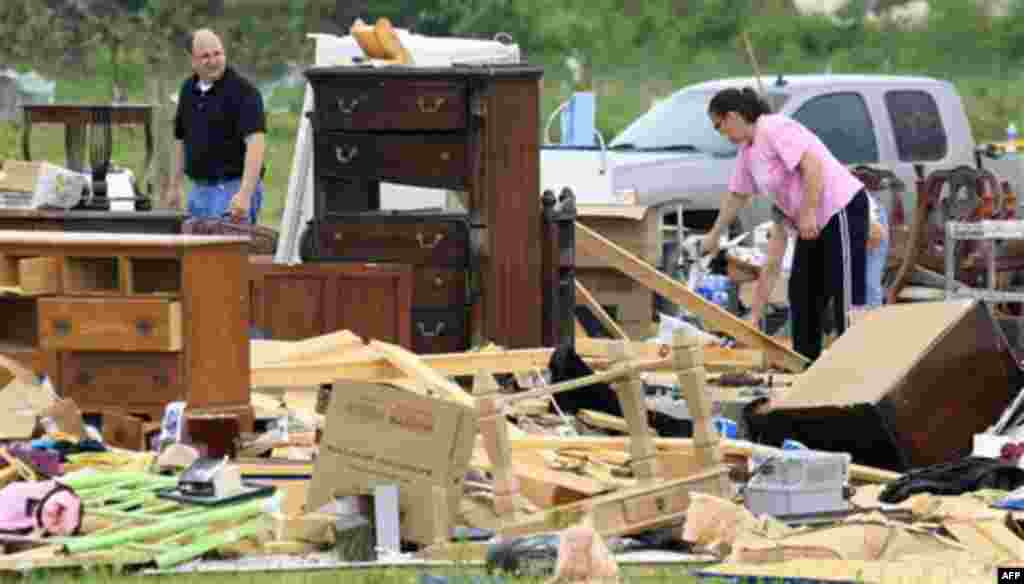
541, 74, 985, 255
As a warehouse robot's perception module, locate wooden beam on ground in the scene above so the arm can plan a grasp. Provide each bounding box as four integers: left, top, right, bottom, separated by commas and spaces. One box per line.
574, 221, 808, 373
250, 330, 367, 367
701, 346, 766, 371
576, 338, 664, 361
367, 341, 476, 408
498, 467, 729, 539
577, 338, 767, 373
506, 436, 901, 484
574, 280, 629, 340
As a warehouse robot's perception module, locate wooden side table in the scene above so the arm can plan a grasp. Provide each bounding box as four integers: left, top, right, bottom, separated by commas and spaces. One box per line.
21, 104, 154, 183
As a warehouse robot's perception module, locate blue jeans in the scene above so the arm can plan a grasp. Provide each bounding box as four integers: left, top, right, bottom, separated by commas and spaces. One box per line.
187, 177, 263, 224
864, 196, 889, 308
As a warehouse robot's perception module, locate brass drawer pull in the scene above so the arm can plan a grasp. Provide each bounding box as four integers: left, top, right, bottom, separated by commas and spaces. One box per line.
54, 319, 71, 336
136, 319, 153, 336
336, 96, 362, 114
417, 322, 446, 337
417, 96, 446, 113
416, 232, 445, 249
334, 145, 359, 164
433, 275, 445, 288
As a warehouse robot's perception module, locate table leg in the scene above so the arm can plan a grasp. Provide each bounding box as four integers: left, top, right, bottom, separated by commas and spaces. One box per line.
65, 123, 87, 172
21, 111, 31, 161
144, 116, 154, 193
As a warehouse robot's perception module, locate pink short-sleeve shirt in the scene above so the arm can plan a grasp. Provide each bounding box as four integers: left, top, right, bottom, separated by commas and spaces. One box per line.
728, 114, 863, 227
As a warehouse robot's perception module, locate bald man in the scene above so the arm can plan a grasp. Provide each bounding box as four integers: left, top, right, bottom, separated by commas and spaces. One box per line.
171, 29, 266, 224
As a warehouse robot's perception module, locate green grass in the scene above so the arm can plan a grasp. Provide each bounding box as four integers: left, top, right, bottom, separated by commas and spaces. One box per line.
0, 564, 711, 583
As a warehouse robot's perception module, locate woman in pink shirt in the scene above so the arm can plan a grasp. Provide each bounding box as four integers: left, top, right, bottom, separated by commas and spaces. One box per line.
702, 88, 869, 363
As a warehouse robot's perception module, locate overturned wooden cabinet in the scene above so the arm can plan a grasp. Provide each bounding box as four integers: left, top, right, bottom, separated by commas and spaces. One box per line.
0, 231, 252, 429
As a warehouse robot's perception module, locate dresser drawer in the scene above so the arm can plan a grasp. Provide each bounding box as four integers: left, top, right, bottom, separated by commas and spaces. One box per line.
39, 298, 182, 352
311, 216, 470, 267
316, 176, 380, 216
411, 307, 467, 355
316, 132, 468, 189
312, 79, 467, 131
61, 352, 184, 406
413, 267, 466, 307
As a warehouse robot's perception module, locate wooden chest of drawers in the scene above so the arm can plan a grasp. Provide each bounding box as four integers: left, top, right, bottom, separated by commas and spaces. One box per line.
304, 65, 546, 349
301, 213, 472, 354
0, 231, 252, 428
248, 257, 412, 348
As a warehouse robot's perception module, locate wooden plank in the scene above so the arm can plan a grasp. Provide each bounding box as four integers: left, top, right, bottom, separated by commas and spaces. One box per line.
250, 332, 367, 367
574, 280, 630, 340
368, 340, 476, 408
701, 346, 766, 370
0, 545, 154, 572
674, 330, 721, 470
252, 348, 555, 388
574, 221, 808, 373
499, 467, 729, 538
507, 436, 901, 484
576, 338, 663, 360
608, 343, 658, 481
475, 372, 516, 516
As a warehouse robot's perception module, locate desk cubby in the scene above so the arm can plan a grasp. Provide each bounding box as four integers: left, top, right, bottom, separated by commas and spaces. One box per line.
63, 257, 120, 294
0, 231, 253, 429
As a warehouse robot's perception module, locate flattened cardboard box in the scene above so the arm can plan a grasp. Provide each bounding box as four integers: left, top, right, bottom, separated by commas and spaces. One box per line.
305, 381, 478, 545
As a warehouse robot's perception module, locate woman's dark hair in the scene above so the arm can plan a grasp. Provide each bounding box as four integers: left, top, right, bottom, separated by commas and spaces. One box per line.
708, 87, 771, 123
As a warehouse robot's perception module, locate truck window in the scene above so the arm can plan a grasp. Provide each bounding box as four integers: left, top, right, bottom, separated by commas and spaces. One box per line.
884, 90, 947, 162
792, 92, 879, 165
610, 90, 738, 156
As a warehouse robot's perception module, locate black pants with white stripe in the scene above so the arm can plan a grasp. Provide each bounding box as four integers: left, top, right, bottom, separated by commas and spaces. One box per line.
788, 189, 869, 363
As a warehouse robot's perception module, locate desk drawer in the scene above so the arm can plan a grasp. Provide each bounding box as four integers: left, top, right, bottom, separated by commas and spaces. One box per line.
39, 297, 182, 351
411, 307, 467, 355
61, 352, 184, 406
312, 79, 467, 131
311, 217, 470, 267
316, 132, 467, 189
413, 267, 467, 307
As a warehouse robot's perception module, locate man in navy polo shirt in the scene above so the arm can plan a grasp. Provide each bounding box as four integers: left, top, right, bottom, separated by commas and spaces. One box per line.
170, 29, 266, 224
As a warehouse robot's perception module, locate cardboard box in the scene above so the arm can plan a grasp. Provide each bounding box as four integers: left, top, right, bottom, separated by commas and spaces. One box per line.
0, 160, 85, 209
746, 301, 1024, 471
575, 205, 661, 269
577, 268, 653, 325
305, 381, 477, 545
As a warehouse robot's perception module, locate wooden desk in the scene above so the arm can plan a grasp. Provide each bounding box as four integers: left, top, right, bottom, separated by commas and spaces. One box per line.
0, 209, 183, 234
21, 104, 154, 179
0, 231, 252, 428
